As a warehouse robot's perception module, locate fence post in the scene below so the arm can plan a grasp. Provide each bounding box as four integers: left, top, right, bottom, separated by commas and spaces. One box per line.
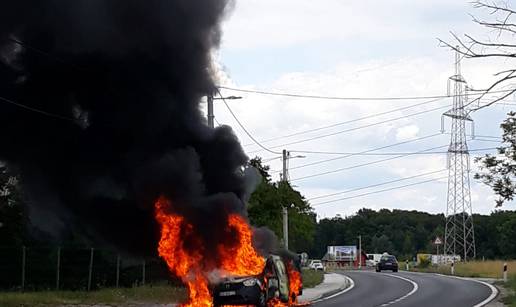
87, 248, 94, 291
142, 259, 146, 286
56, 247, 61, 290
503, 262, 508, 282
21, 246, 26, 292
116, 254, 120, 288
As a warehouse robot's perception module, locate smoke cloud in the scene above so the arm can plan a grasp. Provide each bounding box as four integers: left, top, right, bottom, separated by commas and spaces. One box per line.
0, 0, 258, 256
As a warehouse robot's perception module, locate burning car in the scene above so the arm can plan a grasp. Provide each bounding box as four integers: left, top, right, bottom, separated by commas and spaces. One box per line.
212, 255, 302, 307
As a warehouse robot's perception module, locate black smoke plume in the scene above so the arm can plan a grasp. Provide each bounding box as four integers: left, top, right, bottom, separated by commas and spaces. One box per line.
0, 0, 259, 257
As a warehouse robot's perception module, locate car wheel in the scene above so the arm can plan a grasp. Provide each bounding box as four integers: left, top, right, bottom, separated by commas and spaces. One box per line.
393, 269, 398, 272
376, 269, 381, 272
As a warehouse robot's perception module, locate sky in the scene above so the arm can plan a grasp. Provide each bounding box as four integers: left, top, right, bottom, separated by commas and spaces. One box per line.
211, 0, 516, 218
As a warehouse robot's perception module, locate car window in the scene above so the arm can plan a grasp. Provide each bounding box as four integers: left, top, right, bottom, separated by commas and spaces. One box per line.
381, 255, 396, 261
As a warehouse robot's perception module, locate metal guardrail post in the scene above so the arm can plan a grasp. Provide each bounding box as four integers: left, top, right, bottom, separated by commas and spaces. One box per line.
87, 248, 94, 291
142, 260, 146, 286
21, 246, 26, 292
116, 254, 120, 288
56, 247, 61, 290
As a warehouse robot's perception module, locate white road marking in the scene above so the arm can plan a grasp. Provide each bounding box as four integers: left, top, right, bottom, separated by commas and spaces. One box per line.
378, 273, 419, 306
311, 275, 355, 303
434, 274, 499, 307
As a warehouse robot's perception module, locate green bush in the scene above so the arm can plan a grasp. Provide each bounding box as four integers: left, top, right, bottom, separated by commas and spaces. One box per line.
419, 257, 431, 269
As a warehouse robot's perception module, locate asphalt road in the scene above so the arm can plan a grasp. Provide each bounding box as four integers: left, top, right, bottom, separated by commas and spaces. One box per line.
314, 270, 495, 307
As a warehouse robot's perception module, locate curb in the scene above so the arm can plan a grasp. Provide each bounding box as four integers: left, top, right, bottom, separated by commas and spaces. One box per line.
305, 274, 354, 303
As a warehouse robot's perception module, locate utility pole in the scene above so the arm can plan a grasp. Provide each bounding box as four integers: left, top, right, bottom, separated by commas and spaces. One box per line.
282, 149, 289, 182
207, 94, 214, 128
281, 149, 289, 250
358, 235, 362, 269
442, 47, 476, 262
283, 206, 289, 250
206, 93, 242, 128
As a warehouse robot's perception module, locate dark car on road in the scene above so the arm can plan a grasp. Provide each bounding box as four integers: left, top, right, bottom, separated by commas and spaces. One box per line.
213, 254, 299, 307
376, 254, 398, 272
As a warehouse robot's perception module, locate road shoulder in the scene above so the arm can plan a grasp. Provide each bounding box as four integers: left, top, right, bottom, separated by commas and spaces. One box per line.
298, 272, 352, 303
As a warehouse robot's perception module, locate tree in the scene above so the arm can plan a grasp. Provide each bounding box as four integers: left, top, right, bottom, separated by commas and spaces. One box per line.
0, 165, 26, 246
439, 1, 516, 206
475, 113, 516, 206
439, 1, 516, 111
247, 157, 316, 253
371, 235, 394, 254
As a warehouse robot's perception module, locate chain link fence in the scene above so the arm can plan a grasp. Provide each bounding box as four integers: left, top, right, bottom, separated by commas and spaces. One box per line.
0, 247, 178, 291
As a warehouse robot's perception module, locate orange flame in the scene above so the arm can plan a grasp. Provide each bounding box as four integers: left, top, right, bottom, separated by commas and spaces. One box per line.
155, 196, 267, 307
266, 261, 305, 307
219, 214, 266, 276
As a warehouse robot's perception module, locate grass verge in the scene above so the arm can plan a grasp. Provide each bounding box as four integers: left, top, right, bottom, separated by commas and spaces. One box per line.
412, 260, 516, 278
0, 285, 186, 307
502, 275, 516, 307
302, 269, 324, 288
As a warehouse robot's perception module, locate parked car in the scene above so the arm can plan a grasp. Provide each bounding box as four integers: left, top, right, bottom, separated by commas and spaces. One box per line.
213, 255, 299, 307
376, 254, 399, 272
308, 259, 325, 271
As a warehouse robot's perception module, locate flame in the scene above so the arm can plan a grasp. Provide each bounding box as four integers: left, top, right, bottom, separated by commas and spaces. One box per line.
155, 197, 212, 307
287, 262, 303, 305
219, 214, 266, 276
155, 196, 267, 307
266, 261, 305, 307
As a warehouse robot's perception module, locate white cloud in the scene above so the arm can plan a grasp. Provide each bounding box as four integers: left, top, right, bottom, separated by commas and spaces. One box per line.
214, 1, 516, 218
396, 125, 420, 141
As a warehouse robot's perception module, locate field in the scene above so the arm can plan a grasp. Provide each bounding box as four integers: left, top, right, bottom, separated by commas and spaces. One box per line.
413, 260, 516, 278
0, 285, 186, 307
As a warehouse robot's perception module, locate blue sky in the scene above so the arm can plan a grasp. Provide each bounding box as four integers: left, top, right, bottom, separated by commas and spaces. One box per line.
211, 0, 516, 218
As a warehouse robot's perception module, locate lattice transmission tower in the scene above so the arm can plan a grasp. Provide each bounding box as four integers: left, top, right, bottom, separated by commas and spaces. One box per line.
442, 49, 476, 261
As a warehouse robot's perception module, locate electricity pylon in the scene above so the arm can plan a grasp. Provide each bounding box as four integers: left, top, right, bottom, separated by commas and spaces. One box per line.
442, 48, 476, 261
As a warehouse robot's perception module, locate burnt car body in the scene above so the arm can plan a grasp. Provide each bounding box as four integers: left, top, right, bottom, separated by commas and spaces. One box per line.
376, 254, 398, 272
213, 254, 300, 307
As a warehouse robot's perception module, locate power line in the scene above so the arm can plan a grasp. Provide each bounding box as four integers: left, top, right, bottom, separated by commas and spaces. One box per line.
219, 86, 515, 101
308, 169, 448, 201
473, 138, 503, 143
289, 147, 498, 157
216, 88, 282, 155
243, 97, 446, 147
279, 133, 443, 172
0, 95, 76, 122
272, 137, 498, 173
247, 105, 449, 154
290, 144, 449, 182
311, 176, 448, 207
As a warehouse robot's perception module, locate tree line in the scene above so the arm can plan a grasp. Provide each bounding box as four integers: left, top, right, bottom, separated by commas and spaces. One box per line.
2, 158, 516, 262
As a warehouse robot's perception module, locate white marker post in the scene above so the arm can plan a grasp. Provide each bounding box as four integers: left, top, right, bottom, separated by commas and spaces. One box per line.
503, 262, 508, 282
451, 260, 455, 276
406, 259, 409, 271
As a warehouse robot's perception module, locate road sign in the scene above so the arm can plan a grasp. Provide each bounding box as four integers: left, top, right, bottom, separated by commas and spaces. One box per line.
434, 237, 443, 245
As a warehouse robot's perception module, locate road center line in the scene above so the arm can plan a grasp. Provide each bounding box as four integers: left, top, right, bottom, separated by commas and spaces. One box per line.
378, 273, 419, 307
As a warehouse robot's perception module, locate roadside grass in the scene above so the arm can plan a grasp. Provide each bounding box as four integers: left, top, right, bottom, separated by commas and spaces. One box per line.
502, 275, 516, 307
412, 260, 516, 279
302, 269, 324, 288
0, 285, 186, 307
